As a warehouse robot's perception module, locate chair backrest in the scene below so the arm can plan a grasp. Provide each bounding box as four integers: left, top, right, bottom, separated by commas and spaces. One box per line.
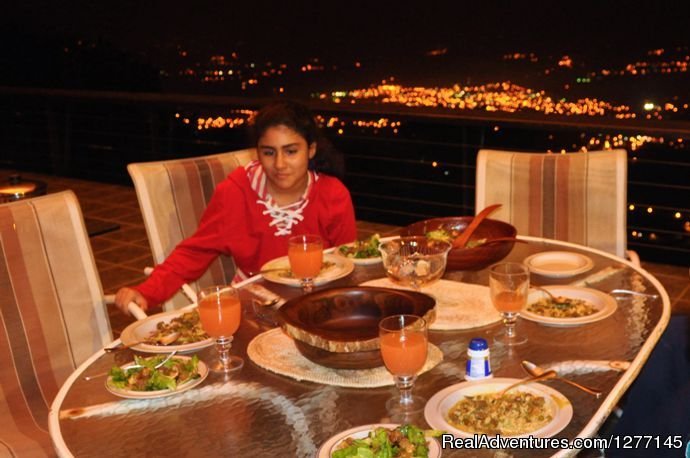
0, 190, 111, 457
128, 149, 256, 310
475, 148, 628, 258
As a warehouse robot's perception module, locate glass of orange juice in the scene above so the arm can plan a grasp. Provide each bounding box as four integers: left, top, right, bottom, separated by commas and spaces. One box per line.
198, 285, 244, 374
288, 234, 323, 293
489, 262, 529, 346
379, 314, 428, 418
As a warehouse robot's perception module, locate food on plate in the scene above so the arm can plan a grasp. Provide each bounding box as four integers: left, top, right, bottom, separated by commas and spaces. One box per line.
338, 234, 381, 259
108, 354, 201, 391
425, 229, 486, 248
332, 424, 432, 458
527, 296, 598, 318
277, 260, 336, 278
145, 310, 209, 345
446, 391, 553, 436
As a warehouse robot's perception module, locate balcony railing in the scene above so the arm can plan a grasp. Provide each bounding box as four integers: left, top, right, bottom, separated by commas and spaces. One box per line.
1, 86, 689, 265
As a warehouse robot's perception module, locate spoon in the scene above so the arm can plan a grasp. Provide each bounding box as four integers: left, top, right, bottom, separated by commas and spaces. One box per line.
499, 369, 557, 395
83, 350, 179, 381
103, 331, 180, 352
522, 360, 603, 397
453, 203, 502, 248
481, 237, 528, 246
531, 285, 568, 305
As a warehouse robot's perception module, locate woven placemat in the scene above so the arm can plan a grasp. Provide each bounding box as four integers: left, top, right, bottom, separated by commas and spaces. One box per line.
247, 328, 443, 388
360, 278, 501, 330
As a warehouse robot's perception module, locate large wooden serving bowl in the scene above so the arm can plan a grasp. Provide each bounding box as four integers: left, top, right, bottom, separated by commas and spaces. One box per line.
402, 217, 517, 271
278, 286, 436, 369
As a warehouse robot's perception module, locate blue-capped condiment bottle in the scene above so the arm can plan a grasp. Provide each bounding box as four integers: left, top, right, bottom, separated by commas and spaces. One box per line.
465, 337, 493, 381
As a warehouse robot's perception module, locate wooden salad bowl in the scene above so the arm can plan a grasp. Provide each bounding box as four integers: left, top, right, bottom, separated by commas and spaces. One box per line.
278, 286, 436, 369
402, 216, 517, 271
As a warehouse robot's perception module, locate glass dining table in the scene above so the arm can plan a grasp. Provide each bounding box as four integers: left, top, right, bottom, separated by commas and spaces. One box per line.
48, 236, 670, 458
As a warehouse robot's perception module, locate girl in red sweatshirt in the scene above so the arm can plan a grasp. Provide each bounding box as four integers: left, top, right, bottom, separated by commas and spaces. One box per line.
115, 100, 356, 312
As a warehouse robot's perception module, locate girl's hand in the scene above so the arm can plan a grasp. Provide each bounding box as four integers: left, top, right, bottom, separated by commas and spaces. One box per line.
114, 287, 149, 316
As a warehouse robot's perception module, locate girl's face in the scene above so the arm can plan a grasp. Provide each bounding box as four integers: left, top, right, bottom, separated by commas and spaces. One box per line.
258, 124, 316, 201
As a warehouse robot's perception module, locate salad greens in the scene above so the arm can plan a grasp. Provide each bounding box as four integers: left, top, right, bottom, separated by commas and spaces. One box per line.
339, 234, 381, 259
108, 354, 200, 391
332, 424, 432, 458
425, 229, 453, 244
425, 229, 486, 248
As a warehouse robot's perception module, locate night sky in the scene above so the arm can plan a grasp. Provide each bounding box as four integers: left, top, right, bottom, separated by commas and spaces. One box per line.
4, 0, 689, 63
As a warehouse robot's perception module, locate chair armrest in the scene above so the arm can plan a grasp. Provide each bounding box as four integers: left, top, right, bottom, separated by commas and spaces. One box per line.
625, 249, 641, 267
103, 295, 148, 320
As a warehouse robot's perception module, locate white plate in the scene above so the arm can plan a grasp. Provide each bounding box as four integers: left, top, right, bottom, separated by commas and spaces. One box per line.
260, 253, 354, 287
332, 235, 398, 266
524, 251, 593, 278
425, 378, 572, 439
120, 304, 214, 354
522, 285, 618, 327
317, 423, 442, 458
335, 242, 382, 265
105, 356, 208, 399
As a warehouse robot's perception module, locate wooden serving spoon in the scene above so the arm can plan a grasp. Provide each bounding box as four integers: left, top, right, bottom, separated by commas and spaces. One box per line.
452, 203, 503, 248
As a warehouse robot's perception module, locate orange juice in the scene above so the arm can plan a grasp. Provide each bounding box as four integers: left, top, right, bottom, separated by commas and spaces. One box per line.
492, 291, 525, 313
380, 331, 428, 376
198, 294, 241, 338
288, 243, 322, 278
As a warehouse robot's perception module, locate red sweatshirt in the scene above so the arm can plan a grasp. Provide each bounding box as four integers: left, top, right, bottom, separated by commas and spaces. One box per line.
135, 166, 357, 306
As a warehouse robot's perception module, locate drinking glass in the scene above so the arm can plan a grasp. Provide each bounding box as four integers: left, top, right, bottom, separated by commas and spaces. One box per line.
198, 285, 244, 374
489, 262, 529, 346
288, 234, 323, 293
379, 314, 428, 417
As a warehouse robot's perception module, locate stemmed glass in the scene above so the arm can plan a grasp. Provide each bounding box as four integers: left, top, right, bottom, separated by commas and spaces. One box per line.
288, 234, 323, 293
198, 285, 244, 374
379, 314, 428, 418
489, 262, 529, 346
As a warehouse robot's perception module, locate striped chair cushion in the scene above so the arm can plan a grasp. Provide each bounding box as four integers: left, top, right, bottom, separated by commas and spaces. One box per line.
128, 149, 256, 310
475, 149, 628, 257
0, 190, 111, 457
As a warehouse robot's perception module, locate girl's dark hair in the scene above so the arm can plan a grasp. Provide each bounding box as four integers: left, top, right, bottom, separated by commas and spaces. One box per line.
250, 100, 345, 179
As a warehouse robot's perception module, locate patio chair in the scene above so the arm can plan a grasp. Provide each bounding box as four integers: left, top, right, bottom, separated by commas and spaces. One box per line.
127, 148, 256, 310
0, 190, 112, 457
475, 148, 639, 265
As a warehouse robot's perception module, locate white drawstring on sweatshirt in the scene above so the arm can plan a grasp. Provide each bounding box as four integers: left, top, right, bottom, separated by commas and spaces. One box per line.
245, 160, 318, 236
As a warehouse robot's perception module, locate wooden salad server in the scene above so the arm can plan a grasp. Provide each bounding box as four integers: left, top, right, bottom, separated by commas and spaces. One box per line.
452, 203, 502, 248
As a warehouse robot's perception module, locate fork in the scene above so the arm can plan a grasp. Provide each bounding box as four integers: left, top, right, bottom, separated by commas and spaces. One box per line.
498, 370, 558, 395
610, 289, 659, 299
83, 350, 178, 381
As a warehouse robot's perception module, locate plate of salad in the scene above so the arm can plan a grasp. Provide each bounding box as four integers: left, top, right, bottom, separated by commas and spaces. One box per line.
336, 234, 387, 265
317, 423, 441, 458
105, 354, 208, 399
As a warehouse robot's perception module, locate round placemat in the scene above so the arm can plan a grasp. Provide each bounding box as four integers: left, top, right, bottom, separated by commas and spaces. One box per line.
360, 278, 501, 330
247, 328, 443, 388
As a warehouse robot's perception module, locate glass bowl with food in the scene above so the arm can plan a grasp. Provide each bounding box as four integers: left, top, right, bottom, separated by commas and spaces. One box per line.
379, 236, 451, 290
